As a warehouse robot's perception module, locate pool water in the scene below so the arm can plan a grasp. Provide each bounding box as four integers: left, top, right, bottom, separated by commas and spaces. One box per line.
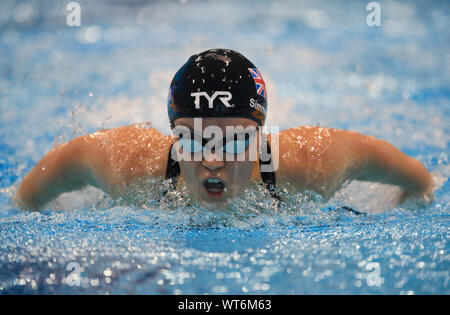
0, 0, 448, 294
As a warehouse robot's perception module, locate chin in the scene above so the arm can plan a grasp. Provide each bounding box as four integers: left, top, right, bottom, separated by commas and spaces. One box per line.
200, 191, 228, 204
191, 186, 226, 204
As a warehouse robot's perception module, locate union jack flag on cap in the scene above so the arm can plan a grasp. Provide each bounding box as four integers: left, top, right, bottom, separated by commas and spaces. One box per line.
248, 68, 267, 98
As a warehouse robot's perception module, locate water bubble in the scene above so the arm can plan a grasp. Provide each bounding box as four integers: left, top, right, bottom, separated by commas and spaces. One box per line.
76, 26, 103, 44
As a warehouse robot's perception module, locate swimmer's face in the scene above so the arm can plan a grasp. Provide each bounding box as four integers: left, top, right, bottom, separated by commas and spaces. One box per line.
172, 117, 260, 204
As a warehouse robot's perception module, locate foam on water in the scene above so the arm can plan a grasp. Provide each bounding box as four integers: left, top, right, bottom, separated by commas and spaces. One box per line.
0, 0, 449, 294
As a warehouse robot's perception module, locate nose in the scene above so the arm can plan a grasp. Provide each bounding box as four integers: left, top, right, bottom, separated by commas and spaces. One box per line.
201, 150, 225, 171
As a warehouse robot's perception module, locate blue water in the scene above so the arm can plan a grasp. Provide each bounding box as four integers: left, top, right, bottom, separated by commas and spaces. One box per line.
0, 0, 449, 294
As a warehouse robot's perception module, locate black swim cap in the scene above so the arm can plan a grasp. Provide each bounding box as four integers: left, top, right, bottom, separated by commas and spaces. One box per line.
168, 48, 268, 128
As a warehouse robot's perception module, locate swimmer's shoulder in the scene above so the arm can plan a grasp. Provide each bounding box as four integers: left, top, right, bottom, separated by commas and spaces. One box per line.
78, 123, 173, 190
271, 125, 337, 163
270, 126, 363, 196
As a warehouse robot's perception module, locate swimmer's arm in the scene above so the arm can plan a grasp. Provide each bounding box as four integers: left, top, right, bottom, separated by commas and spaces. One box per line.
15, 125, 171, 210
276, 127, 433, 202
14, 137, 108, 210
355, 135, 434, 202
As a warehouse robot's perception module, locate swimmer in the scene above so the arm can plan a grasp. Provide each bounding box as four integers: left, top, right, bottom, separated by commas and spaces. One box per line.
15, 49, 434, 210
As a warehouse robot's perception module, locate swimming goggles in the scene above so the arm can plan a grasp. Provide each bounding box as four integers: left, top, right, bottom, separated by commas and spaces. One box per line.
177, 131, 257, 155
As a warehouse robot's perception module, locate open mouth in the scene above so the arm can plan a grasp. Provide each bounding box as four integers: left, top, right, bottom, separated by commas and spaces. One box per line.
202, 177, 226, 197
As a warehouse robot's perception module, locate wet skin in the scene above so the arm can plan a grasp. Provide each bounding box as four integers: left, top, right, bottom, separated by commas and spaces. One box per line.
16, 119, 434, 210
